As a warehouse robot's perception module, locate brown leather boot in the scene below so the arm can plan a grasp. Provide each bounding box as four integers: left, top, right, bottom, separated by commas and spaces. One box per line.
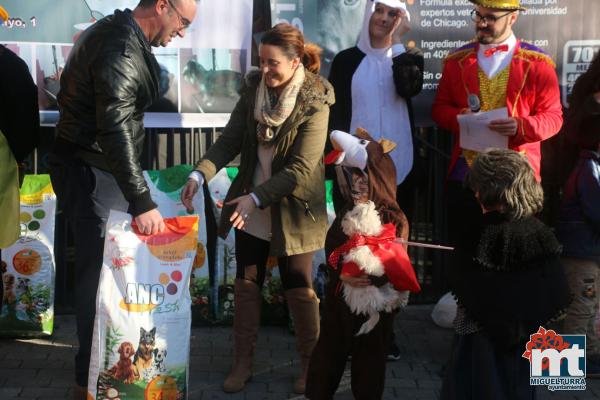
285, 287, 320, 394
223, 279, 261, 393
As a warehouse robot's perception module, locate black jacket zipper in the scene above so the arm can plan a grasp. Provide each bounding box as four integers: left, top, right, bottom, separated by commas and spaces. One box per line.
289, 194, 316, 222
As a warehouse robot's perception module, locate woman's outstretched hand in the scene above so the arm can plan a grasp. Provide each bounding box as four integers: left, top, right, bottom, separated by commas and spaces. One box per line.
227, 194, 257, 230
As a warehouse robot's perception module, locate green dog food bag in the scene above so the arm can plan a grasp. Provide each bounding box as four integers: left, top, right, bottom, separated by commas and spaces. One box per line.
0, 174, 56, 337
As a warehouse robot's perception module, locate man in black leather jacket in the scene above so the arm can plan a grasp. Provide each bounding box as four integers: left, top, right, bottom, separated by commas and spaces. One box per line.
47, 1, 197, 397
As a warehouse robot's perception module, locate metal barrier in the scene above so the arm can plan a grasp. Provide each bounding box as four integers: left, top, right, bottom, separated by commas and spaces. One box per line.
405, 127, 453, 304
24, 125, 453, 313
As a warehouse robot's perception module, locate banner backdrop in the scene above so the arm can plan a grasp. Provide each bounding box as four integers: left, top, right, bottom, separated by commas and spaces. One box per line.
0, 0, 253, 127
3, 1, 598, 128
270, 0, 367, 77
270, 0, 600, 126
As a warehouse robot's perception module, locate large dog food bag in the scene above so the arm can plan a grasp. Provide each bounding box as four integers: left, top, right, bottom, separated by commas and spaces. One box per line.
0, 174, 56, 337
88, 210, 198, 400
143, 165, 210, 323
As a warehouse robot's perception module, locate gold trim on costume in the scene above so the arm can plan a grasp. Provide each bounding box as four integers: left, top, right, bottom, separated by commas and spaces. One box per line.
479, 66, 510, 112
458, 51, 477, 98
444, 44, 476, 65
468, 0, 526, 11
511, 62, 531, 118
515, 48, 556, 68
462, 67, 511, 167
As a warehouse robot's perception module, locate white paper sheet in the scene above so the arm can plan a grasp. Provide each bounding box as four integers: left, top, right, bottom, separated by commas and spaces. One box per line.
457, 108, 509, 152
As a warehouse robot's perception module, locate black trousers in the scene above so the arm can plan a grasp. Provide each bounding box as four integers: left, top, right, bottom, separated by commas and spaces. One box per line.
441, 333, 536, 400
234, 229, 314, 290
49, 158, 128, 387
305, 279, 394, 400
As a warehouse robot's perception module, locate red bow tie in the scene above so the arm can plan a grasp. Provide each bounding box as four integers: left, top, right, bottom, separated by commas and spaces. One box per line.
484, 44, 509, 57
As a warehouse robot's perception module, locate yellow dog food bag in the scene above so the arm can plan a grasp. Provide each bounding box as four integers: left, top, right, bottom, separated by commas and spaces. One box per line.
87, 210, 198, 400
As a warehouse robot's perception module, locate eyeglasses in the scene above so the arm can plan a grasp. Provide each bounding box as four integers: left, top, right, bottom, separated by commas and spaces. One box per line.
470, 9, 514, 25
167, 0, 191, 30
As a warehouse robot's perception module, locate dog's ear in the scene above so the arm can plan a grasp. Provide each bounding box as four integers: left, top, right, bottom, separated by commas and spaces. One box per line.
164, 349, 167, 357
153, 348, 158, 356
378, 138, 396, 154
150, 327, 156, 336
354, 127, 376, 142
140, 327, 145, 336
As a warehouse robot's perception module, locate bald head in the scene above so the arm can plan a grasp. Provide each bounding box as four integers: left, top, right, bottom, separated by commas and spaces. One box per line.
137, 0, 195, 10
133, 0, 197, 47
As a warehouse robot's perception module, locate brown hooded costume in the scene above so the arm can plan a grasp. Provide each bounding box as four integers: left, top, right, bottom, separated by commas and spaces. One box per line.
305, 128, 418, 400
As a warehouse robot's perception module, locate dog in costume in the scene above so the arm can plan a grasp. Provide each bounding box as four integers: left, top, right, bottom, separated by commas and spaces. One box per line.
305, 128, 420, 400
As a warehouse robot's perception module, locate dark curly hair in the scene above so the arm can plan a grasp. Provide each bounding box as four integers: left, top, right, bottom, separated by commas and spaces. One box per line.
467, 149, 543, 220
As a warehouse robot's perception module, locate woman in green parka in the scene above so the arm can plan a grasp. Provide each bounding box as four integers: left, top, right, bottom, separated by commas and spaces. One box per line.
181, 23, 334, 395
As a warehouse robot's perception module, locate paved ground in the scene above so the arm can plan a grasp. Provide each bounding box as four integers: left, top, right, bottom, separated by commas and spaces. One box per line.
1, 305, 599, 399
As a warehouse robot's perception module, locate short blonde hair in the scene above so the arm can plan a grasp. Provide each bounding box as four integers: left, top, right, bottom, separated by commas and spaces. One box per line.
467, 149, 543, 219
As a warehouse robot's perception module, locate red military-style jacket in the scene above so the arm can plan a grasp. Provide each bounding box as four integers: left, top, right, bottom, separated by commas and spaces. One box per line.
432, 40, 563, 180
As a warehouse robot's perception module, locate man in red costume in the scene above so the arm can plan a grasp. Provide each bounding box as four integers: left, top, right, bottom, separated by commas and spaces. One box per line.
432, 0, 563, 246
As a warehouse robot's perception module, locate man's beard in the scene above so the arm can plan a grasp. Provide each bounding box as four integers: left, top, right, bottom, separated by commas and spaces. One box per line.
476, 22, 508, 44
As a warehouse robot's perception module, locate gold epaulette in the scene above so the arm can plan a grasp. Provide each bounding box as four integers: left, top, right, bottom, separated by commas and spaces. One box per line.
443, 43, 477, 65
516, 45, 556, 68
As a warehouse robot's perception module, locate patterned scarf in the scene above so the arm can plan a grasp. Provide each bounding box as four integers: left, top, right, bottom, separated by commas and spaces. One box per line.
254, 63, 305, 144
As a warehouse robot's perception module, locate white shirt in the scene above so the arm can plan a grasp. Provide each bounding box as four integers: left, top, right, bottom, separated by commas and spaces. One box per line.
352, 0, 414, 185
477, 33, 517, 78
